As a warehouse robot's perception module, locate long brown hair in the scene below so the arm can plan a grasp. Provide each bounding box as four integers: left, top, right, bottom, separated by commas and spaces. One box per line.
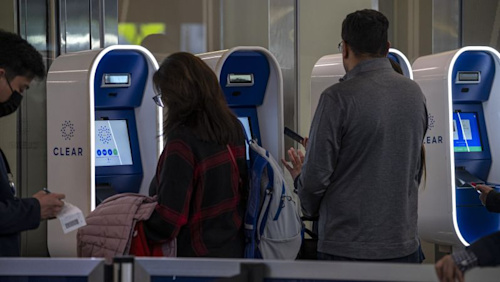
153, 52, 244, 145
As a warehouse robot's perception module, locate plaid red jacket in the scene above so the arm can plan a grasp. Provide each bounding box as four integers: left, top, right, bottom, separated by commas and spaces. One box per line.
144, 126, 248, 257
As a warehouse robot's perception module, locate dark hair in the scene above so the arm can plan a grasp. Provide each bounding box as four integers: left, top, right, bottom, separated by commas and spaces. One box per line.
153, 52, 244, 145
0, 30, 45, 80
341, 9, 389, 57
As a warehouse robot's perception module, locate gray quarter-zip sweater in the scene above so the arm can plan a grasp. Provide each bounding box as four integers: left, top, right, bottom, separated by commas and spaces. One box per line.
296, 57, 427, 260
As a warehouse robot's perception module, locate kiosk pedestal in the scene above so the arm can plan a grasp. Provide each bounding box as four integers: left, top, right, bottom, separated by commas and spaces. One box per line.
413, 46, 500, 247
46, 45, 162, 256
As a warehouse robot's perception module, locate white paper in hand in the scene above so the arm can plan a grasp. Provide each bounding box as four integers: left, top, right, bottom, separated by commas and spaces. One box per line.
57, 201, 87, 234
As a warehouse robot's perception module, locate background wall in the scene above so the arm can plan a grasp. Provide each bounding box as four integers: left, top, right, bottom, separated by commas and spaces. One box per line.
0, 1, 17, 188
296, 0, 373, 138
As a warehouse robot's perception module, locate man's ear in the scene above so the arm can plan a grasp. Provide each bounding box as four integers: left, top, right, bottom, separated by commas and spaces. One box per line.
382, 41, 391, 56
342, 42, 349, 59
0, 68, 5, 77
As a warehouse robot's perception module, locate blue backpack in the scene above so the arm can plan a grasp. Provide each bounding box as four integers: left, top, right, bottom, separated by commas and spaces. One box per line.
243, 139, 303, 259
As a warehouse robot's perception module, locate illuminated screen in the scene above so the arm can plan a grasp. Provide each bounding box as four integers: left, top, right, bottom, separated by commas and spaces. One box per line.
227, 73, 254, 86
456, 71, 480, 83
102, 73, 130, 86
238, 117, 252, 160
453, 112, 482, 152
95, 120, 133, 166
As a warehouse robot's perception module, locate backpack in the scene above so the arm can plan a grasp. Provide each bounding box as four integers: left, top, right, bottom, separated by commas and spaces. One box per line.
244, 139, 303, 259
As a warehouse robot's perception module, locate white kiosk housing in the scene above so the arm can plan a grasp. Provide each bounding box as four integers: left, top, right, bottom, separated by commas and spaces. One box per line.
311, 48, 412, 115
197, 46, 284, 162
46, 45, 162, 256
413, 46, 500, 247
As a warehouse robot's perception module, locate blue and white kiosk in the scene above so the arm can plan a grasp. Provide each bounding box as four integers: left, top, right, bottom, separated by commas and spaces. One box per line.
413, 46, 500, 247
197, 47, 284, 163
46, 45, 162, 256
311, 48, 413, 117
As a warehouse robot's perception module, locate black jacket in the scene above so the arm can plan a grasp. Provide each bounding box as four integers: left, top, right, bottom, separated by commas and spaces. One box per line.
0, 149, 40, 256
468, 190, 500, 266
485, 190, 500, 213
469, 230, 500, 267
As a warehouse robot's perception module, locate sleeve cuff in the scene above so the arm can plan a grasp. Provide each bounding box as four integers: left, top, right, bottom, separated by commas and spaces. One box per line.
293, 173, 301, 193
452, 249, 478, 273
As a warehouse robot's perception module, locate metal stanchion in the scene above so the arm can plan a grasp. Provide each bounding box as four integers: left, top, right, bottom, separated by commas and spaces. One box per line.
113, 256, 134, 282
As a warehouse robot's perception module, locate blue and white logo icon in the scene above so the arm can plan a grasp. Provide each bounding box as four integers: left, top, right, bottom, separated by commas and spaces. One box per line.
98, 125, 112, 144
97, 150, 102, 156
428, 113, 435, 131
61, 120, 75, 140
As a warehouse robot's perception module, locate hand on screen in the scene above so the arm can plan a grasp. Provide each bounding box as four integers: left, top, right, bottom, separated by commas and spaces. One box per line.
281, 147, 305, 181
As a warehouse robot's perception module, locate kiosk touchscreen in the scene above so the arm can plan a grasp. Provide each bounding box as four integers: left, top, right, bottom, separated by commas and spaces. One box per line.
197, 47, 284, 162
311, 48, 413, 116
46, 45, 162, 256
94, 120, 133, 167
453, 112, 482, 153
413, 47, 500, 247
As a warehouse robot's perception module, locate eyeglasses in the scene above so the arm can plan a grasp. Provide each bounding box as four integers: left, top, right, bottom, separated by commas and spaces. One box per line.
152, 92, 164, 108
5, 77, 15, 94
153, 89, 165, 108
4, 75, 26, 95
338, 41, 344, 53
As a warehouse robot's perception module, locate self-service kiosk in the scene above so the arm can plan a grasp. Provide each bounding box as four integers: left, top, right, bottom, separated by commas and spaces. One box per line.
311, 48, 413, 115
197, 46, 284, 162
413, 46, 500, 247
46, 45, 162, 256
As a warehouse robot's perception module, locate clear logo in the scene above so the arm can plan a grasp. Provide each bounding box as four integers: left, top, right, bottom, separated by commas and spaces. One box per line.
427, 113, 435, 131
61, 120, 75, 140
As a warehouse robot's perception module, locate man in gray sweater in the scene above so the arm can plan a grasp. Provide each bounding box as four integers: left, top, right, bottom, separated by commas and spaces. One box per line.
283, 9, 427, 262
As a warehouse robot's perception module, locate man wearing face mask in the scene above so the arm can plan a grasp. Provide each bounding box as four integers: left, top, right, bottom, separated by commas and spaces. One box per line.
0, 29, 65, 257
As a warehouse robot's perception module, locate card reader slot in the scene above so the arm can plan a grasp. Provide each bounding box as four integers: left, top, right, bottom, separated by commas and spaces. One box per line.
95, 183, 117, 206
455, 166, 485, 188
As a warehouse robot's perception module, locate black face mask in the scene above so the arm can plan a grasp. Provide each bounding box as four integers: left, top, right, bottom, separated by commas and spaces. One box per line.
0, 91, 23, 117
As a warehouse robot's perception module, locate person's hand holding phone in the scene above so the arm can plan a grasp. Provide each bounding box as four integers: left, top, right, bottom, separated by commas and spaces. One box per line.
300, 137, 309, 149
284, 127, 308, 149
281, 147, 305, 181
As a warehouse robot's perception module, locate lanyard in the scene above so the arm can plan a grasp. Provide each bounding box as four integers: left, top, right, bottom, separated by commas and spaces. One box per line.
0, 148, 16, 196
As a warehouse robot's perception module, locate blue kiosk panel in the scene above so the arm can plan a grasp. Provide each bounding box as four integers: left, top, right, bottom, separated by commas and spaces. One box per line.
93, 50, 148, 202
94, 50, 148, 109
452, 51, 495, 102
219, 51, 269, 157
219, 50, 270, 107
452, 50, 499, 244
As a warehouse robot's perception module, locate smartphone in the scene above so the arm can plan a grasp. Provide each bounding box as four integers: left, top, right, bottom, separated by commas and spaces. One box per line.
284, 127, 304, 143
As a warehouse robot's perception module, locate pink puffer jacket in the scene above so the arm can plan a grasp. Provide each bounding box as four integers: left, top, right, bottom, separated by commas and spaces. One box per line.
77, 193, 157, 262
